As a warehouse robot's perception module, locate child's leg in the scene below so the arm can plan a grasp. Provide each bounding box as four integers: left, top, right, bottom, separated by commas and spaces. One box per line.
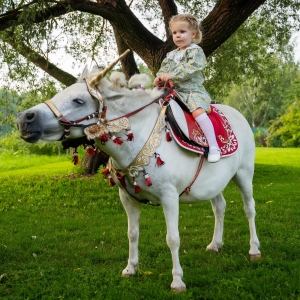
195, 113, 220, 163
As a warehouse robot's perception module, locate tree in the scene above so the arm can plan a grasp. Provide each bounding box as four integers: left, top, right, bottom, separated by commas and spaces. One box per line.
0, 0, 299, 98
223, 60, 299, 127
0, 88, 20, 135
266, 71, 300, 147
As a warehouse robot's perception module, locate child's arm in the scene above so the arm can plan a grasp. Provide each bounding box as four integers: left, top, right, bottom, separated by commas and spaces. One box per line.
169, 49, 206, 82
154, 58, 171, 86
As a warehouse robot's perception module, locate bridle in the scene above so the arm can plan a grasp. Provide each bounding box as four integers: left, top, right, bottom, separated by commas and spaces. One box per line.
44, 79, 103, 140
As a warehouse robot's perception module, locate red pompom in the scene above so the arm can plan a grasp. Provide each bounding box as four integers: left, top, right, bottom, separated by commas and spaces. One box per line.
112, 136, 123, 145
86, 147, 96, 155
166, 129, 172, 141
125, 131, 134, 141
72, 152, 79, 165
101, 167, 110, 176
144, 173, 152, 186
133, 181, 141, 194
99, 132, 109, 143
155, 153, 165, 167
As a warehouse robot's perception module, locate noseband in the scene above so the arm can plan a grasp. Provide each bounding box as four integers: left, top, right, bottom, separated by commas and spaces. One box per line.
44, 79, 103, 139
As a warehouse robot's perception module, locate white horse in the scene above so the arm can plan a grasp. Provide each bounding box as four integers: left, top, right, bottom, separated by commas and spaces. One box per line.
17, 52, 261, 293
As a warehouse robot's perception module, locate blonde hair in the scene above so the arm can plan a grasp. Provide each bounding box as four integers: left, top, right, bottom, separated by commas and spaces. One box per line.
169, 14, 202, 44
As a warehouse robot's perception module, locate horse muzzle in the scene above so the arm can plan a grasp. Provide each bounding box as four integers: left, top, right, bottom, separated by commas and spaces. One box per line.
17, 110, 44, 143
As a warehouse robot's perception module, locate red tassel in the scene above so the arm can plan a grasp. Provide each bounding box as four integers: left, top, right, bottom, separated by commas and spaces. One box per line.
101, 167, 110, 176
155, 153, 165, 167
144, 173, 152, 186
125, 131, 134, 141
112, 136, 123, 145
133, 181, 141, 194
99, 132, 109, 143
108, 176, 116, 186
86, 147, 96, 155
72, 151, 79, 165
166, 129, 172, 141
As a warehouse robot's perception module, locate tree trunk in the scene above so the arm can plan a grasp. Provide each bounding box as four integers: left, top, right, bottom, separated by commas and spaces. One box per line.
112, 26, 140, 80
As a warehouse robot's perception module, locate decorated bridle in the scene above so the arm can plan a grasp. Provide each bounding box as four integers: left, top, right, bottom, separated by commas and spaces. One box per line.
44, 49, 131, 140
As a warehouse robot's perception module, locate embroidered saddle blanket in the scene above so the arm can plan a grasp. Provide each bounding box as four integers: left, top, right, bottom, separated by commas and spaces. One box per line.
165, 99, 238, 157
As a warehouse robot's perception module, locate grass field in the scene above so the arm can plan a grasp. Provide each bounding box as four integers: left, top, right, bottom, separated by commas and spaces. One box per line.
0, 148, 299, 299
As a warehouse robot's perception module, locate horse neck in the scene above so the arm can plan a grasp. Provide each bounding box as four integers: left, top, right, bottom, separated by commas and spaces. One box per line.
98, 103, 161, 170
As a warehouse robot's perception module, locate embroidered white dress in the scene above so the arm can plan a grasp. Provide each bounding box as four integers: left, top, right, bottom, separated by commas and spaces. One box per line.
156, 43, 212, 112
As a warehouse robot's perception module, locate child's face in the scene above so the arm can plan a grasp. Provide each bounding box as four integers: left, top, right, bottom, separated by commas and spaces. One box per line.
170, 21, 196, 50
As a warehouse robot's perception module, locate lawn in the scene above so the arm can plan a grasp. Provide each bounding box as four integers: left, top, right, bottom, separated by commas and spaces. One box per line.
0, 148, 299, 299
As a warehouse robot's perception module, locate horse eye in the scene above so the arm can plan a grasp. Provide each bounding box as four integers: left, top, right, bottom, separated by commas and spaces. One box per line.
73, 98, 84, 105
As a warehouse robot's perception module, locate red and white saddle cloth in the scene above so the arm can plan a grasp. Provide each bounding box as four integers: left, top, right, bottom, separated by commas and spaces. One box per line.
166, 99, 238, 157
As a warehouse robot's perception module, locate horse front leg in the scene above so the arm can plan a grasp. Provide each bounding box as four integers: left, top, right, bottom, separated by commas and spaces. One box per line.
206, 193, 226, 253
119, 188, 141, 277
162, 198, 186, 293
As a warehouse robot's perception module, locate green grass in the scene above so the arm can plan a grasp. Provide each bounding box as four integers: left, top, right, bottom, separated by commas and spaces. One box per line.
0, 148, 299, 299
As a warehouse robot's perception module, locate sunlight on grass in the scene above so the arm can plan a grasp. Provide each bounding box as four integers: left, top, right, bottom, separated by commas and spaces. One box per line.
255, 147, 300, 167
0, 153, 76, 176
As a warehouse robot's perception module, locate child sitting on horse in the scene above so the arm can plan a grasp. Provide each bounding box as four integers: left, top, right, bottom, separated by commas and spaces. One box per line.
154, 13, 220, 163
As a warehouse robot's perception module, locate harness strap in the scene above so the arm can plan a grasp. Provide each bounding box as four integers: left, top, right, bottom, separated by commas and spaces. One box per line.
107, 87, 174, 122
179, 154, 205, 197
109, 158, 156, 205
116, 104, 168, 177
44, 100, 62, 118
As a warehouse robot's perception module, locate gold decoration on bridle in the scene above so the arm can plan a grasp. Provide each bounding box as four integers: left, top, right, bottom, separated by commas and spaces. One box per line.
90, 49, 131, 88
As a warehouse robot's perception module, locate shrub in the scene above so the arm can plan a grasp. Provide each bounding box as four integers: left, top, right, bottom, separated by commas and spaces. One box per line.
0, 130, 62, 155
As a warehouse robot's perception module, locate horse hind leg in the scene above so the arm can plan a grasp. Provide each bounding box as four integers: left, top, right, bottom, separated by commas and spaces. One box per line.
233, 171, 261, 259
206, 193, 226, 253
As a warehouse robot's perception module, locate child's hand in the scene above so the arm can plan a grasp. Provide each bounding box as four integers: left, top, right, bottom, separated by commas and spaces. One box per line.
154, 73, 172, 86
154, 77, 164, 86
160, 73, 172, 82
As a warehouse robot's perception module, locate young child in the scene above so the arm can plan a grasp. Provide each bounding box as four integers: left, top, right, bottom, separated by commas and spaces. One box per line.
154, 14, 220, 163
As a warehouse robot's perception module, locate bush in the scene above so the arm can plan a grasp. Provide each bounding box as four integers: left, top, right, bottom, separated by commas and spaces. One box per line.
0, 130, 63, 155
253, 127, 267, 147
266, 100, 300, 147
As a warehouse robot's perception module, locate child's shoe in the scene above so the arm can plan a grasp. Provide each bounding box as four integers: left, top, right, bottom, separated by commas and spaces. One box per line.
207, 147, 220, 163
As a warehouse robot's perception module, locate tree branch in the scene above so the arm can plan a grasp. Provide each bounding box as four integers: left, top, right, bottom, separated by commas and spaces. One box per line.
157, 0, 178, 40
202, 0, 267, 56
0, 2, 71, 31
112, 25, 139, 80
4, 35, 76, 86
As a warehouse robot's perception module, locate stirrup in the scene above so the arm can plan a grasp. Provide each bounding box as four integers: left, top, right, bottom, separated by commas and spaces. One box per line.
208, 147, 220, 163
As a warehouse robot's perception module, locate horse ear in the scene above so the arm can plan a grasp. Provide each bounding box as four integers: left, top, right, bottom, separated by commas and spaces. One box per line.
77, 64, 91, 83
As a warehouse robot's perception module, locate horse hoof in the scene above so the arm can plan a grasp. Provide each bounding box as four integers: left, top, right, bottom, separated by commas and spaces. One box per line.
206, 247, 219, 253
122, 273, 132, 278
172, 286, 187, 294
206, 244, 222, 253
250, 253, 262, 260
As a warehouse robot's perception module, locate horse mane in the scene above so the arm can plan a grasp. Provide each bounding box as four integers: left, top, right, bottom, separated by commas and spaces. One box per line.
109, 71, 164, 101
77, 66, 164, 102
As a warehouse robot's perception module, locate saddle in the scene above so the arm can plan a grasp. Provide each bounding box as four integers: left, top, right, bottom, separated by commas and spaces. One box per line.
165, 97, 238, 157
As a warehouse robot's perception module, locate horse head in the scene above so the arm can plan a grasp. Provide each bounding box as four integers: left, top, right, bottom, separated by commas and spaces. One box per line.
17, 50, 133, 143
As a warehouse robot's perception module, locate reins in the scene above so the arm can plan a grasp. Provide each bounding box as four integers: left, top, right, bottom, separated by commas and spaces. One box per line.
106, 86, 174, 122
